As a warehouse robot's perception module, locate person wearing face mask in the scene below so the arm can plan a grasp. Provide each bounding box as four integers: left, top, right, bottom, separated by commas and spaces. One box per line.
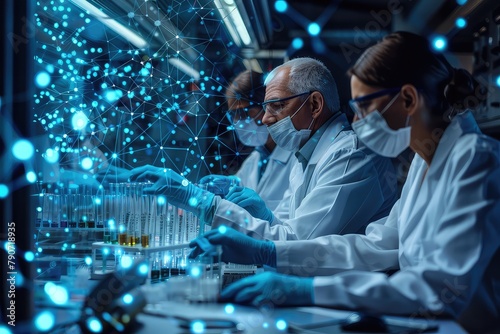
189, 31, 500, 333
199, 70, 295, 211
193, 57, 399, 240
130, 57, 398, 241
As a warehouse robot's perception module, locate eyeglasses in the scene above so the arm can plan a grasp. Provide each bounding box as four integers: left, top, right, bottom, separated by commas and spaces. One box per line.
225, 106, 264, 125
349, 87, 401, 119
261, 91, 312, 116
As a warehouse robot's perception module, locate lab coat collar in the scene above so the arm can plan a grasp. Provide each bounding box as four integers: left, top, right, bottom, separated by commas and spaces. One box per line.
270, 145, 295, 164
426, 111, 481, 176
295, 112, 347, 169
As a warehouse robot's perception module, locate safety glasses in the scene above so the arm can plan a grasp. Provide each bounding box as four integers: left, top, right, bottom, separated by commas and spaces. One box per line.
349, 87, 401, 119
261, 91, 312, 116
225, 106, 264, 125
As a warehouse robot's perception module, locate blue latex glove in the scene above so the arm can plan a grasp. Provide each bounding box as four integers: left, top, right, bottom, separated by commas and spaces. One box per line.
188, 226, 276, 267
198, 174, 241, 197
225, 186, 274, 222
129, 166, 214, 218
95, 165, 134, 184
220, 272, 314, 307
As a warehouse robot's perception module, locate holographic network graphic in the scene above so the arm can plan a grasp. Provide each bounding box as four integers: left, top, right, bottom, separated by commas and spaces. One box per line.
32, 0, 252, 191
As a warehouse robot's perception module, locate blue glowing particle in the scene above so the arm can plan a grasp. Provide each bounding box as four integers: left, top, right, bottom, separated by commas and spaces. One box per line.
26, 171, 37, 183
307, 23, 321, 36
35, 310, 55, 331
122, 293, 134, 304
86, 317, 103, 333
81, 157, 93, 170
456, 0, 467, 5
191, 321, 205, 333
276, 319, 287, 331
35, 71, 51, 88
94, 197, 102, 205
188, 197, 199, 207
157, 196, 166, 205
455, 17, 467, 29
0, 184, 9, 198
224, 304, 235, 314
292, 37, 304, 49
495, 75, 500, 87
25, 251, 35, 262
138, 263, 148, 275
112, 153, 118, 159
190, 266, 201, 277
49, 285, 69, 305
12, 139, 34, 160
218, 225, 227, 234
121, 255, 133, 269
44, 148, 59, 164
0, 325, 13, 334
85, 256, 92, 266
72, 111, 88, 130
432, 36, 447, 51
274, 0, 287, 12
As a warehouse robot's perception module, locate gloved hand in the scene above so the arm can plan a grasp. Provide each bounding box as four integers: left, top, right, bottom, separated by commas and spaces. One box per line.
220, 272, 314, 307
198, 174, 241, 197
129, 165, 214, 218
225, 186, 274, 222
189, 226, 276, 267
95, 165, 133, 184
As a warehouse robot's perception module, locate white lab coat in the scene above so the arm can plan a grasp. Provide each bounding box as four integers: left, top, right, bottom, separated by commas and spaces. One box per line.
273, 112, 500, 332
235, 145, 295, 211
210, 114, 398, 240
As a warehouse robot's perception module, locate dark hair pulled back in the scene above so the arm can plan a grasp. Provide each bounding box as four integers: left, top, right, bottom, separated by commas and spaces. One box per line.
225, 70, 265, 106
349, 31, 484, 117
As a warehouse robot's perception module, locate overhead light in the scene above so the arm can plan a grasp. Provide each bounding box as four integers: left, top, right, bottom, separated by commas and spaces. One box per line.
70, 0, 148, 49
214, 0, 252, 46
242, 59, 263, 73
168, 58, 201, 81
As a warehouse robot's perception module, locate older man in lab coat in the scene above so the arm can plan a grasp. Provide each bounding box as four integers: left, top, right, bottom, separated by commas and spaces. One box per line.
207, 57, 398, 240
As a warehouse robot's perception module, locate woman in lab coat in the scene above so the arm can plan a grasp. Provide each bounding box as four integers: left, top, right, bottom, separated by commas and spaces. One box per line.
190, 31, 500, 332
199, 70, 295, 210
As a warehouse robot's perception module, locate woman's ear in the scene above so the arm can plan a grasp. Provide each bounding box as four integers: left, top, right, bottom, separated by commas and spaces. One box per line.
401, 84, 419, 116
310, 91, 325, 119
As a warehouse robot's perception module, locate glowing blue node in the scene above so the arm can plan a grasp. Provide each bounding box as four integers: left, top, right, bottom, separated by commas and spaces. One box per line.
86, 317, 103, 333
224, 304, 235, 314
25, 251, 35, 262
455, 17, 467, 29
0, 184, 9, 198
157, 196, 166, 205
191, 321, 205, 333
72, 111, 88, 130
94, 197, 102, 205
496, 76, 500, 87
432, 36, 447, 51
307, 22, 321, 36
50, 285, 69, 305
0, 325, 13, 334
274, 0, 288, 12
44, 148, 59, 164
188, 197, 199, 207
35, 71, 51, 88
138, 263, 149, 275
35, 311, 55, 331
276, 319, 287, 331
181, 179, 189, 187
112, 153, 118, 159
190, 266, 201, 277
456, 0, 467, 5
122, 293, 134, 304
292, 37, 304, 49
26, 171, 37, 183
81, 157, 93, 170
121, 255, 133, 269
12, 139, 34, 160
85, 256, 92, 265
218, 225, 227, 234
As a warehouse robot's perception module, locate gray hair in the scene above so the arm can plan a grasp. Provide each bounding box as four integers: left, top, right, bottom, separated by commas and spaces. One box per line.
265, 57, 340, 112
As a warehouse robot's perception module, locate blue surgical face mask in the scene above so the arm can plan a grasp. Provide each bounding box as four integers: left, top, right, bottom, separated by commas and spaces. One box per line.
267, 96, 314, 152
234, 118, 269, 147
352, 93, 411, 158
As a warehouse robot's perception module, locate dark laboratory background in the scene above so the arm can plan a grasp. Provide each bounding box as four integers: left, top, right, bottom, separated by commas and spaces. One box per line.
1, 0, 500, 327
